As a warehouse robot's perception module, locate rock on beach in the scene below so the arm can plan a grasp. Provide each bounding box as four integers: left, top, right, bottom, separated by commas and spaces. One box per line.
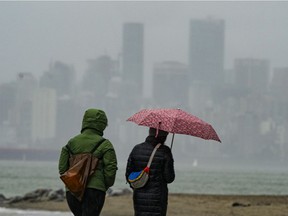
1, 189, 288, 216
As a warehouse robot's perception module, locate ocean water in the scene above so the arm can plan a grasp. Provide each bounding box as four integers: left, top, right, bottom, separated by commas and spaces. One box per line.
1, 160, 288, 215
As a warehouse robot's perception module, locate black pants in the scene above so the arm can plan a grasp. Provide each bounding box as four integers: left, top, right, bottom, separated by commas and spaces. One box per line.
66, 188, 106, 216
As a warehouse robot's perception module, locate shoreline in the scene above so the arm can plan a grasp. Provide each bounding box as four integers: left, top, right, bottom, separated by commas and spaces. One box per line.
1, 193, 288, 216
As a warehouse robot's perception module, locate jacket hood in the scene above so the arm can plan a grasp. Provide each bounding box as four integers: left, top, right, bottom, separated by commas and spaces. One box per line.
81, 109, 108, 135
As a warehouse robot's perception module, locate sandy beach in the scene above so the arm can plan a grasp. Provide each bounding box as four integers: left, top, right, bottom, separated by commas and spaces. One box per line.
2, 193, 288, 216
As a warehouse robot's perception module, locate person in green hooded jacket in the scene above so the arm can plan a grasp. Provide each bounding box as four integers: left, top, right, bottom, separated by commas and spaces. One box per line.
58, 108, 117, 216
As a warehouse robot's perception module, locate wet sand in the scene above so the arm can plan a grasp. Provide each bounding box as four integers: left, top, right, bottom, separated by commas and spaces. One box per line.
2, 193, 288, 216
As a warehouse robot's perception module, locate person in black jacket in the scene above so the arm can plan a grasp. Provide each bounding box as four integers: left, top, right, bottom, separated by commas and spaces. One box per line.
126, 127, 175, 216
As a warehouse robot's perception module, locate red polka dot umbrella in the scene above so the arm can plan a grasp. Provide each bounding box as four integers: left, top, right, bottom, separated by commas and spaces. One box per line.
127, 108, 221, 148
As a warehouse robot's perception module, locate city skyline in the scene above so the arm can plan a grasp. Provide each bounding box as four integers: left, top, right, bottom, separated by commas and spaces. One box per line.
1, 2, 288, 98
1, 1, 288, 166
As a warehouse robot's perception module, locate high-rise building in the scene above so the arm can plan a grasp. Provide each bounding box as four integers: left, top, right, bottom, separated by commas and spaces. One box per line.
39, 61, 75, 97
15, 72, 37, 109
82, 55, 116, 103
153, 61, 189, 107
31, 88, 57, 143
270, 67, 288, 120
234, 58, 270, 93
0, 82, 16, 124
271, 67, 288, 98
122, 23, 144, 99
56, 95, 79, 145
188, 17, 225, 86
13, 73, 38, 145
0, 82, 17, 146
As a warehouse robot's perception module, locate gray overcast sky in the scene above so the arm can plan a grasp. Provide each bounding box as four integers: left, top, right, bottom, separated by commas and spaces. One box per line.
1, 1, 288, 88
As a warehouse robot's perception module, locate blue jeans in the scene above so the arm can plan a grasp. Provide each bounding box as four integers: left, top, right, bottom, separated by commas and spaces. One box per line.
66, 188, 106, 216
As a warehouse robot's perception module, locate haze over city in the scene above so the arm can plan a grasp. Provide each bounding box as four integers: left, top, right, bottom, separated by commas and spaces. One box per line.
1, 2, 288, 91
0, 1, 288, 168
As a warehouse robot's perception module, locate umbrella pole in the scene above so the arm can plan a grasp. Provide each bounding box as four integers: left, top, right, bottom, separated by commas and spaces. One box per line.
171, 133, 175, 149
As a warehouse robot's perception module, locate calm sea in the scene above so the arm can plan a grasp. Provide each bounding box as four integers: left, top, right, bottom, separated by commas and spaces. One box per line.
1, 160, 288, 215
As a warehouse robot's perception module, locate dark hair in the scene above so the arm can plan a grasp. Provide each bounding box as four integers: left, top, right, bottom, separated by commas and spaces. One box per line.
149, 128, 169, 137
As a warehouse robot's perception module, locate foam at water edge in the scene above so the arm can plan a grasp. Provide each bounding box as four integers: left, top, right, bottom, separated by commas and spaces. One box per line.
0, 207, 71, 215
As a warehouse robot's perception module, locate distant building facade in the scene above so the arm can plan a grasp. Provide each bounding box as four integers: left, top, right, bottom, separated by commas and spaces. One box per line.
82, 55, 117, 108
39, 61, 75, 97
270, 67, 288, 122
0, 82, 17, 146
31, 88, 57, 143
153, 61, 189, 107
188, 17, 225, 87
14, 73, 38, 145
122, 22, 144, 105
270, 67, 288, 100
234, 58, 270, 94
0, 82, 16, 124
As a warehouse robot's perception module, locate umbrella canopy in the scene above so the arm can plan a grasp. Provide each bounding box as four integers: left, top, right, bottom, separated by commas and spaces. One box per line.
127, 108, 221, 147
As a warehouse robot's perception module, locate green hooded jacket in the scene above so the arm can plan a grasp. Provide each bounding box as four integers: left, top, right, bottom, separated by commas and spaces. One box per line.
58, 108, 118, 192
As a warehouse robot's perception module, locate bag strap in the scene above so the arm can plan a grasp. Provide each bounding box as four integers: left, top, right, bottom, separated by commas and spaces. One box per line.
90, 138, 106, 154
147, 143, 161, 168
65, 138, 106, 155
65, 145, 73, 156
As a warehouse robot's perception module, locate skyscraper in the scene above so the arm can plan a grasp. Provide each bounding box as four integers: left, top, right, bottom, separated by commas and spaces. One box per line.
271, 67, 288, 98
234, 58, 270, 93
0, 82, 16, 124
82, 55, 116, 102
270, 67, 288, 121
39, 61, 75, 97
188, 17, 225, 86
14, 73, 37, 145
122, 23, 144, 98
31, 88, 57, 143
153, 61, 189, 107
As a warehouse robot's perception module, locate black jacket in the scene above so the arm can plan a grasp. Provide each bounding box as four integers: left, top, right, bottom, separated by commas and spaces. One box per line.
126, 135, 175, 216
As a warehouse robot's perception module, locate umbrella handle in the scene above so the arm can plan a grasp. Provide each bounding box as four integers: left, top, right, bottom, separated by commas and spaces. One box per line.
170, 133, 175, 150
